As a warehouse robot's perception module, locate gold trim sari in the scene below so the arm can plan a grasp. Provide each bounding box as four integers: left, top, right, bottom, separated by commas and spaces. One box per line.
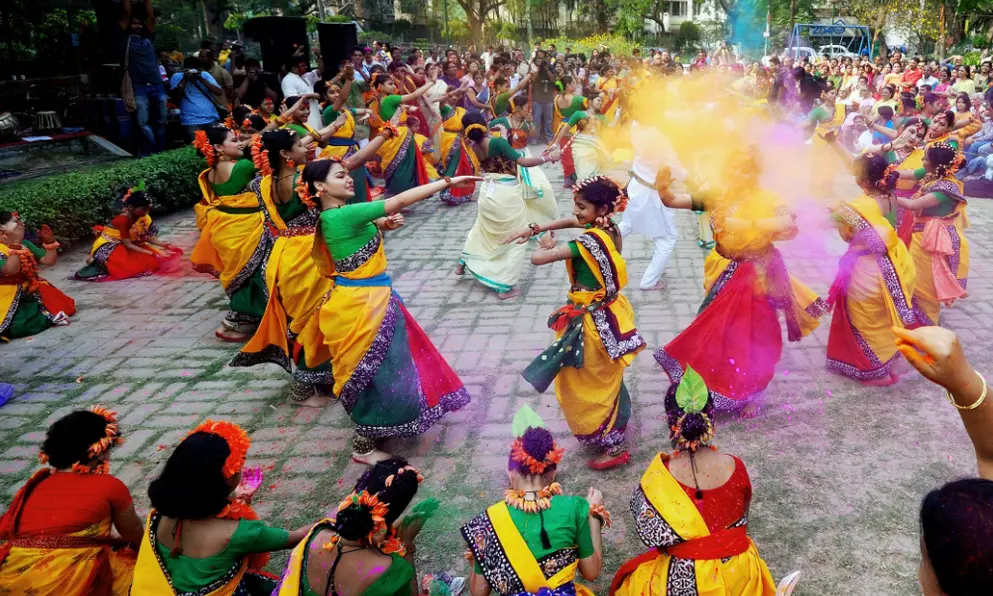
461, 503, 595, 596
909, 177, 969, 325
438, 107, 481, 205
610, 454, 776, 596
524, 228, 645, 451
319, 109, 373, 204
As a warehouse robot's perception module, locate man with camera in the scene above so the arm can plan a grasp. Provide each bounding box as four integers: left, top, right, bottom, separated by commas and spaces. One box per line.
235, 58, 278, 107
531, 50, 556, 145
169, 57, 224, 141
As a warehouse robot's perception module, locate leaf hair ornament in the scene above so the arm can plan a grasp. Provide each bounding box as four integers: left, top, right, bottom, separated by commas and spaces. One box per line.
672, 366, 715, 452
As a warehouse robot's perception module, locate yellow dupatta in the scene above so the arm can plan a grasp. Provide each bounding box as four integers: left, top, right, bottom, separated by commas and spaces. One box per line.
89, 214, 159, 257
483, 503, 594, 596
131, 512, 247, 596
274, 520, 328, 595
319, 109, 358, 161
0, 243, 19, 330
238, 175, 332, 369
191, 169, 266, 288
615, 455, 776, 596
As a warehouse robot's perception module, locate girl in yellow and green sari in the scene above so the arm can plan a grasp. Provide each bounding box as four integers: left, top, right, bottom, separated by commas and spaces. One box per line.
826, 154, 917, 386
489, 95, 533, 150
462, 422, 606, 596
318, 77, 375, 205
549, 109, 611, 183
489, 73, 533, 119
610, 373, 778, 596
438, 103, 481, 205
595, 66, 620, 125
301, 160, 478, 464
0, 213, 75, 341
552, 77, 589, 187
895, 142, 969, 326
508, 176, 646, 470
190, 125, 270, 342
274, 458, 428, 596
368, 72, 440, 197
74, 184, 182, 281
0, 407, 141, 596
134, 420, 311, 595
807, 85, 847, 201
230, 124, 387, 406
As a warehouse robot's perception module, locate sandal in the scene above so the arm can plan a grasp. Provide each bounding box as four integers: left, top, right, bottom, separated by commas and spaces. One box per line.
586, 451, 630, 471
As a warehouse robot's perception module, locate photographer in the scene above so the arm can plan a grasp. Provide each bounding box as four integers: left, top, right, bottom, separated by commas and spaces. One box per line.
531, 50, 556, 145
168, 57, 224, 141
235, 58, 278, 107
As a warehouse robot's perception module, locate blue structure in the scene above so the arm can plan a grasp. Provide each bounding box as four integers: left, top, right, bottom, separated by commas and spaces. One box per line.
786, 20, 873, 57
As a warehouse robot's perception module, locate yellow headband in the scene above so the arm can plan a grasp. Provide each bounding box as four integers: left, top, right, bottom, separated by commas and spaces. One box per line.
465, 123, 487, 136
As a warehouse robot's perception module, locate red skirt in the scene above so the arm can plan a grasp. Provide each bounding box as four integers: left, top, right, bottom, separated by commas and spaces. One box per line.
401, 301, 466, 408
560, 136, 575, 179
36, 282, 76, 318
104, 245, 161, 280
654, 262, 782, 409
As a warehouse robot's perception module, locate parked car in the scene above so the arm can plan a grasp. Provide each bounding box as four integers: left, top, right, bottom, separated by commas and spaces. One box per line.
817, 44, 857, 59
783, 46, 817, 61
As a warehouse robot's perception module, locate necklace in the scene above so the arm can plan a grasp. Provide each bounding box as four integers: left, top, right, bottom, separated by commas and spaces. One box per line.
504, 482, 562, 513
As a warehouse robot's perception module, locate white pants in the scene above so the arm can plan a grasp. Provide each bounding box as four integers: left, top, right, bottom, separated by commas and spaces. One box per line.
619, 179, 677, 289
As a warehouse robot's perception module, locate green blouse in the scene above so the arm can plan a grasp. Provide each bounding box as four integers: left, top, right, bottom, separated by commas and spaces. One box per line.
212, 160, 256, 196
154, 519, 289, 592
379, 95, 403, 121
301, 547, 414, 596
319, 200, 386, 259
276, 173, 309, 223
568, 242, 600, 289
558, 95, 588, 120
493, 92, 511, 115
473, 496, 595, 575
912, 168, 957, 216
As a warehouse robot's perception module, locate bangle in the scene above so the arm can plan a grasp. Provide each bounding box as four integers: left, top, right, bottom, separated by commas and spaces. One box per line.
589, 504, 612, 529
443, 176, 452, 185
946, 371, 988, 411
43, 242, 60, 250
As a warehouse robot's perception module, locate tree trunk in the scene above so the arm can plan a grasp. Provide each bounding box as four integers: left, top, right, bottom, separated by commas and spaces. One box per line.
199, 0, 219, 40
788, 0, 797, 46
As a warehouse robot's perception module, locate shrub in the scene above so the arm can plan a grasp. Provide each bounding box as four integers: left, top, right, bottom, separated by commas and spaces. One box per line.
541, 34, 639, 59
0, 146, 205, 247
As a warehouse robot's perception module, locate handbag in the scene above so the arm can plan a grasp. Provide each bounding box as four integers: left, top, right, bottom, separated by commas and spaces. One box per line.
121, 35, 137, 113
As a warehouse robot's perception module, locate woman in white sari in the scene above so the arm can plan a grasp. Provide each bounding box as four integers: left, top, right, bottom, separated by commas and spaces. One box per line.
456, 113, 561, 299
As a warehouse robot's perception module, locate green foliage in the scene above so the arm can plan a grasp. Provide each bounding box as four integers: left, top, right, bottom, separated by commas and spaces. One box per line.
0, 148, 205, 247
541, 34, 640, 58
676, 21, 702, 52
359, 30, 394, 44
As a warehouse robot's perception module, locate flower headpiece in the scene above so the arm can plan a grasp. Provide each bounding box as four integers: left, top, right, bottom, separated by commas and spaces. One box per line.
122, 180, 147, 205
671, 366, 715, 452
572, 175, 628, 220
242, 118, 254, 131
509, 405, 564, 475
879, 163, 899, 189
251, 136, 272, 177
39, 405, 124, 474
188, 420, 250, 479
224, 115, 236, 130
295, 175, 316, 208
323, 491, 390, 550
192, 129, 217, 167
465, 123, 487, 137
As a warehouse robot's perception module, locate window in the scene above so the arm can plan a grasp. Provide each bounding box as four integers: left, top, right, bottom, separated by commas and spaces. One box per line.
667, 1, 688, 16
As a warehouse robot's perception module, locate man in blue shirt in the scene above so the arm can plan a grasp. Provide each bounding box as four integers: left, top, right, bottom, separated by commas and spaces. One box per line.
169, 57, 223, 142
120, 0, 167, 155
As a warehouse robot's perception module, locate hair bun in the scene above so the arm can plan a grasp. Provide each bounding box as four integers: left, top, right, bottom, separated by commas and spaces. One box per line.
521, 427, 555, 461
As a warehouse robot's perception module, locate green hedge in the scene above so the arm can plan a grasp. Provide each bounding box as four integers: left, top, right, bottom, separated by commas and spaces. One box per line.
0, 146, 205, 247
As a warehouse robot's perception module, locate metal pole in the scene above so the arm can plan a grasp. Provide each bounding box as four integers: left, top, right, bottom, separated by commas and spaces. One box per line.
444, 0, 450, 48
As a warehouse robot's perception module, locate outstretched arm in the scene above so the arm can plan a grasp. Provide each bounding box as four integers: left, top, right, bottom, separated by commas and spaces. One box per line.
504, 216, 583, 245
896, 192, 941, 211
383, 176, 482, 214
342, 132, 387, 171
400, 73, 438, 103
506, 73, 532, 98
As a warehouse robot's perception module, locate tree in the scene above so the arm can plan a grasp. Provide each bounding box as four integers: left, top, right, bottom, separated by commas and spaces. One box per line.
454, 0, 507, 40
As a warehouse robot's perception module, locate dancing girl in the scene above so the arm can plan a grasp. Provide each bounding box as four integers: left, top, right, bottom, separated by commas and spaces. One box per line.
507, 176, 645, 470
300, 159, 478, 464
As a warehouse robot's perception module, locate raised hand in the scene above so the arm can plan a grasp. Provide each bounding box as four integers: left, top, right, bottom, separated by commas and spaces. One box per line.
234, 465, 265, 501
586, 487, 604, 507
893, 326, 977, 394
38, 225, 56, 245
384, 213, 405, 230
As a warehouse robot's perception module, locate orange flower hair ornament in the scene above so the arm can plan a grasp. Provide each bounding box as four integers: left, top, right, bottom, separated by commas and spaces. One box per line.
322, 491, 389, 550
188, 419, 250, 479
224, 116, 236, 130
39, 405, 123, 474
509, 437, 564, 475
192, 129, 217, 167
879, 163, 899, 189
251, 136, 273, 176
242, 118, 254, 131
294, 175, 316, 208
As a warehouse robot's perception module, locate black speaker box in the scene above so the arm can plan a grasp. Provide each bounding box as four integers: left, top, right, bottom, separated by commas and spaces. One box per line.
318, 22, 359, 79
243, 17, 309, 73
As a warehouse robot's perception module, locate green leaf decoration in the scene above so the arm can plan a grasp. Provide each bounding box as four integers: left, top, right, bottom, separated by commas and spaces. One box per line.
511, 404, 546, 438
399, 498, 440, 529
134, 180, 146, 192
676, 366, 709, 414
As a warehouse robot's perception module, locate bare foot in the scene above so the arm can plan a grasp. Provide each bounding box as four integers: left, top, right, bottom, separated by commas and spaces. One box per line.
497, 287, 521, 300
291, 394, 334, 408
215, 326, 252, 343
351, 449, 392, 465
739, 402, 761, 419
861, 374, 898, 387
455, 263, 465, 276
640, 282, 664, 291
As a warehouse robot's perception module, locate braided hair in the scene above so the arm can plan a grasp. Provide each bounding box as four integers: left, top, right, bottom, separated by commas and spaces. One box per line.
924, 142, 962, 179
853, 153, 898, 192
334, 458, 421, 543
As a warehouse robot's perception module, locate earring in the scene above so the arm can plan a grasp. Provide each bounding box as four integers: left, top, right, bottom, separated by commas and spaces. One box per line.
287, 159, 296, 168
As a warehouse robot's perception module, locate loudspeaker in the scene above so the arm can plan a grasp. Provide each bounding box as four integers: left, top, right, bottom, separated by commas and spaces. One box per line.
243, 17, 309, 73
318, 22, 359, 79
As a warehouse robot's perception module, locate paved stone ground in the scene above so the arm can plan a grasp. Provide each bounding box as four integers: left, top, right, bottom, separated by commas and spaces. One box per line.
1, 159, 991, 596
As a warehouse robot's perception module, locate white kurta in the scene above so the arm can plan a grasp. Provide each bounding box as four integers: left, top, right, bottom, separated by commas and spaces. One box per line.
281, 72, 323, 131
622, 120, 679, 239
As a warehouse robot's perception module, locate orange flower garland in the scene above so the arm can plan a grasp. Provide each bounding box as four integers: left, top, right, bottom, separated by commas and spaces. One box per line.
251, 136, 272, 176
510, 438, 564, 475
504, 482, 562, 513
192, 129, 217, 167
322, 491, 390, 550
188, 419, 250, 479
294, 175, 316, 208
7, 247, 38, 282
38, 405, 123, 474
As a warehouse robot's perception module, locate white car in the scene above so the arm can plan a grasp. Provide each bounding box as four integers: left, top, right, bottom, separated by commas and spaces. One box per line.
817, 44, 857, 59
782, 46, 817, 61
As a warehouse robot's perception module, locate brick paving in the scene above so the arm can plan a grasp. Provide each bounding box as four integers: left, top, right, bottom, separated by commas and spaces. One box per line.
1, 162, 991, 595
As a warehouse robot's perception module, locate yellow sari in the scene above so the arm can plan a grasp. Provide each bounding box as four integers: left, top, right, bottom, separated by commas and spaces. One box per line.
462, 503, 595, 596
596, 77, 620, 124
231, 175, 334, 385
524, 228, 645, 451
190, 168, 268, 292
656, 187, 826, 409
909, 177, 969, 325
826, 195, 917, 380
0, 470, 136, 596
371, 96, 439, 196
810, 101, 847, 200
611, 454, 776, 596
132, 512, 247, 596
438, 106, 481, 205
